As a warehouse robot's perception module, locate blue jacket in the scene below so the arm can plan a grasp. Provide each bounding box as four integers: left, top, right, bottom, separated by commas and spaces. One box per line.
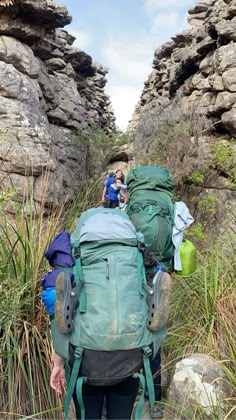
44, 231, 75, 268
105, 177, 118, 202
42, 231, 75, 289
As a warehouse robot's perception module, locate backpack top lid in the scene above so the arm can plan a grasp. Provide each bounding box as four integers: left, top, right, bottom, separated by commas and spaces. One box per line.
71, 208, 137, 244
127, 166, 174, 196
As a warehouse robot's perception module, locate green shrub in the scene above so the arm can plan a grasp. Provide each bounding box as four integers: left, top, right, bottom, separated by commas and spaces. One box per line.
210, 143, 235, 171
115, 132, 130, 146
198, 192, 219, 217
185, 222, 205, 242
210, 142, 236, 187
188, 170, 205, 186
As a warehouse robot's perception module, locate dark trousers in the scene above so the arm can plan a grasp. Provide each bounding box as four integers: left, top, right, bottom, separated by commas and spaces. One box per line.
73, 376, 139, 419
150, 348, 162, 401
103, 199, 119, 208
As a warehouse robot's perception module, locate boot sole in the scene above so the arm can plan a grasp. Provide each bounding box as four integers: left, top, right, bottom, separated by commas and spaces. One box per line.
147, 272, 172, 331
55, 272, 74, 334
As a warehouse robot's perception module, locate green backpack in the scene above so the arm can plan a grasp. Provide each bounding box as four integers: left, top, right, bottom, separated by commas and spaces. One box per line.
126, 166, 175, 271
51, 208, 166, 419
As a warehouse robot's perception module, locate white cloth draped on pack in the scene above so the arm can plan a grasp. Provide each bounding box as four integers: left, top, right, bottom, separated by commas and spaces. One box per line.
172, 201, 194, 271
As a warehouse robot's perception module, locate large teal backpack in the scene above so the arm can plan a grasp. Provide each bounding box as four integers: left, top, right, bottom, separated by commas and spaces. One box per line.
51, 208, 166, 419
126, 166, 175, 271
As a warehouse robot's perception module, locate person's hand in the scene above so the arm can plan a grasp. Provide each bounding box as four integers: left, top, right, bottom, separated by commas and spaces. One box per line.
50, 358, 66, 393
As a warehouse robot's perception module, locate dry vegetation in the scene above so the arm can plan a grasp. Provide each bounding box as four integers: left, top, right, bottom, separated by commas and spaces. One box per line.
133, 99, 212, 187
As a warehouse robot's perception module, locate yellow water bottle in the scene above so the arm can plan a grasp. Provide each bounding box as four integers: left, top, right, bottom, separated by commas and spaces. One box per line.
175, 239, 196, 277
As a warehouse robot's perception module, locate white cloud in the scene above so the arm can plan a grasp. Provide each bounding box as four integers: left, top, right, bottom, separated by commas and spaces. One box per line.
69, 28, 92, 51
101, 36, 156, 130
144, 0, 193, 13
102, 37, 153, 86
106, 85, 141, 131
151, 11, 180, 33
150, 11, 191, 37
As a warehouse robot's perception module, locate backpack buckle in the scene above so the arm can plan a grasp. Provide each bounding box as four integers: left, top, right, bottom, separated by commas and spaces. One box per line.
73, 246, 80, 259
137, 241, 145, 253
74, 347, 83, 359
143, 346, 152, 358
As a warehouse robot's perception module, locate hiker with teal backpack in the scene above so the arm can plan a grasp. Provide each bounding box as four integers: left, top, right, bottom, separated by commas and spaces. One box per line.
125, 166, 176, 418
126, 166, 194, 418
42, 207, 168, 419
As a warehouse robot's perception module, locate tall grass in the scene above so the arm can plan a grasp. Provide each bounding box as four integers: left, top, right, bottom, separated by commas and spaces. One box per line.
164, 237, 236, 418
0, 180, 102, 419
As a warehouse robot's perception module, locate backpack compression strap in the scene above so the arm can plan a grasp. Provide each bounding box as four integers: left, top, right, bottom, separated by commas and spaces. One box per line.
64, 347, 86, 420
133, 372, 146, 420
76, 376, 87, 419
137, 237, 146, 297
73, 241, 86, 313
137, 249, 145, 297
143, 347, 155, 417
133, 347, 154, 420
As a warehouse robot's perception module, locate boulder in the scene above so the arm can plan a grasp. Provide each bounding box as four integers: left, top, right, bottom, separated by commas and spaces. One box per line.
0, 61, 40, 102
208, 73, 224, 91
0, 128, 54, 176
0, 35, 39, 76
221, 107, 236, 134
222, 68, 236, 92
213, 44, 236, 73
215, 16, 236, 41
168, 354, 229, 417
199, 52, 214, 76
215, 91, 236, 111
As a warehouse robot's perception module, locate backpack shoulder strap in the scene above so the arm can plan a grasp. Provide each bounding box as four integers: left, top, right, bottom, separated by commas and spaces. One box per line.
72, 241, 86, 313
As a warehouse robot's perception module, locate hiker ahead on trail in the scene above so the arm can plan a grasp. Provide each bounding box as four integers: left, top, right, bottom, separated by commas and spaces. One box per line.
101, 169, 125, 208
116, 178, 128, 210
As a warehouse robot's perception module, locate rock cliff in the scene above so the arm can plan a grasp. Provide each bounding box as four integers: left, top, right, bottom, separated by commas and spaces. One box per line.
129, 0, 236, 233
0, 0, 116, 212
130, 0, 236, 136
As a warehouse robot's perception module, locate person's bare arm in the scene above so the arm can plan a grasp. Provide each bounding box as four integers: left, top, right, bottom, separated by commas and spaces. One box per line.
53, 351, 64, 366
50, 352, 66, 393
102, 185, 107, 202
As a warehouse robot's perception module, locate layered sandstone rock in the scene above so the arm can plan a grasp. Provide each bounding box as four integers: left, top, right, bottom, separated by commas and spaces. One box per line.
0, 0, 115, 212
129, 0, 236, 232
130, 0, 236, 136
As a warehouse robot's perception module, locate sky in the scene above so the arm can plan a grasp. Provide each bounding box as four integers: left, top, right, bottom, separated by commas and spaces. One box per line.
61, 0, 197, 131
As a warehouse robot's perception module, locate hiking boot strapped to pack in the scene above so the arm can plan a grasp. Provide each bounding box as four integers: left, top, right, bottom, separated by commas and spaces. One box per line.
51, 208, 167, 420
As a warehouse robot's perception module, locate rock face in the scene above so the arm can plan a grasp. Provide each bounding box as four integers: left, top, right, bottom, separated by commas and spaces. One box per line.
106, 143, 135, 179
128, 0, 236, 233
129, 0, 236, 136
0, 0, 116, 212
